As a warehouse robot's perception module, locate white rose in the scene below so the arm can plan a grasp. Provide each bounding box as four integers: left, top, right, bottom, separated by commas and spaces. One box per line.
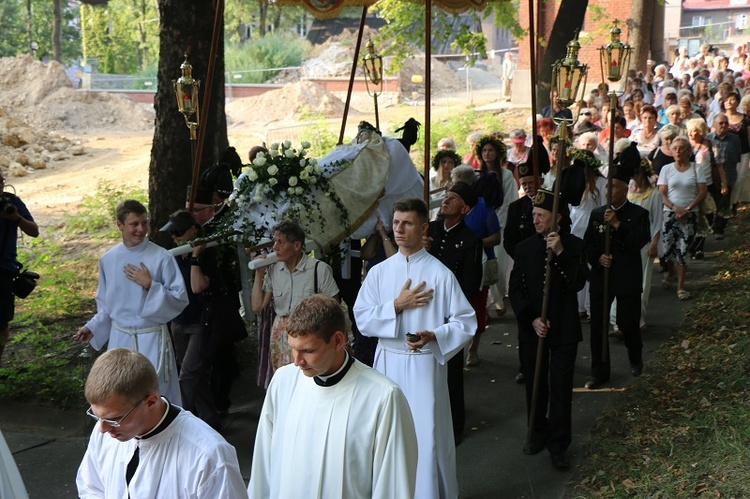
287, 187, 296, 195
299, 158, 307, 168
253, 192, 263, 203
299, 149, 307, 157
283, 140, 292, 149
284, 149, 296, 158
295, 186, 304, 195
270, 143, 279, 150
267, 165, 279, 176
299, 170, 309, 180
269, 149, 280, 158
253, 155, 266, 167
247, 169, 258, 181
289, 176, 298, 186
309, 177, 317, 184
268, 177, 278, 186
301, 141, 311, 149
314, 164, 321, 174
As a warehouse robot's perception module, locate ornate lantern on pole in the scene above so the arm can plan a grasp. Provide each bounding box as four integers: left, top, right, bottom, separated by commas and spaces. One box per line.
528, 33, 588, 444
551, 32, 588, 109
362, 38, 384, 130
596, 20, 632, 367
173, 54, 201, 148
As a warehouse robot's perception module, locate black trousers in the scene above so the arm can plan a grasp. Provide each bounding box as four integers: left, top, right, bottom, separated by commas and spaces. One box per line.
589, 291, 642, 381
447, 348, 465, 442
520, 340, 578, 455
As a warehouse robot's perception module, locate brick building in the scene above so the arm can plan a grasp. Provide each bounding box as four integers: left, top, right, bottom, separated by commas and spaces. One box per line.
511, 1, 668, 105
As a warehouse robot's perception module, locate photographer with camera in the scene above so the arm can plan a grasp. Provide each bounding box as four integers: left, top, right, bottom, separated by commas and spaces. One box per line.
0, 171, 39, 364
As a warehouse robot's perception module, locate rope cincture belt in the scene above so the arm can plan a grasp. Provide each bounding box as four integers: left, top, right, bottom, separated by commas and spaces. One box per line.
112, 321, 173, 383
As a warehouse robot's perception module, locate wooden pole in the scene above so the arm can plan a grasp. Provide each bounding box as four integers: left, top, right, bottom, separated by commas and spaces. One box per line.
187, 0, 224, 212
528, 0, 540, 189
527, 120, 567, 443
338, 6, 368, 145
601, 91, 618, 365
423, 0, 433, 205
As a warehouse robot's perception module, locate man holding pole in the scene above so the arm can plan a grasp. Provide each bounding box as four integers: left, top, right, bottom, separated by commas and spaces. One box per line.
584, 143, 651, 388
508, 188, 584, 470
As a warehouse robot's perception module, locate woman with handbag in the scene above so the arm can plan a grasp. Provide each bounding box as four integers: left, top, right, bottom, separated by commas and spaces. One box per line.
657, 136, 708, 300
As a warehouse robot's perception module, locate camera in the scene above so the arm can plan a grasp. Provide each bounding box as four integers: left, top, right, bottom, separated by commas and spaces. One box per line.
0, 195, 17, 216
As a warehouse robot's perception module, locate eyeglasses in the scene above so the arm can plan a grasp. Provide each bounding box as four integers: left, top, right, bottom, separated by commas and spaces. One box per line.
86, 395, 148, 428
580, 112, 592, 117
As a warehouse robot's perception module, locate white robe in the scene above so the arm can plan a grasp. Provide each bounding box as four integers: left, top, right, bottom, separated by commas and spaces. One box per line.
248, 360, 418, 499
0, 430, 28, 499
85, 239, 188, 403
488, 168, 519, 311
76, 409, 245, 498
353, 249, 476, 499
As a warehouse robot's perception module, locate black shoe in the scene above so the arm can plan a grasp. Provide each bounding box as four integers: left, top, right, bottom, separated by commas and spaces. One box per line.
630, 362, 644, 377
523, 439, 547, 455
550, 452, 570, 470
515, 372, 526, 384
584, 377, 605, 390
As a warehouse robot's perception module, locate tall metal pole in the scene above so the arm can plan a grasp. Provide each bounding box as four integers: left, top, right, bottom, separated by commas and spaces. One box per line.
423, 0, 433, 205
527, 122, 568, 443
338, 7, 368, 145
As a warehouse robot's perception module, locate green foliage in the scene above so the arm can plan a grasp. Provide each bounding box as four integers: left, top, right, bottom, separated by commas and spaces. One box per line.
487, 1, 526, 40
225, 34, 310, 83
0, 0, 81, 62
80, 0, 159, 73
63, 181, 147, 239
451, 25, 487, 67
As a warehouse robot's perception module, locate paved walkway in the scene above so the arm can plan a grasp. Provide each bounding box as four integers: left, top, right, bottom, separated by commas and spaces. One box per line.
2, 237, 723, 498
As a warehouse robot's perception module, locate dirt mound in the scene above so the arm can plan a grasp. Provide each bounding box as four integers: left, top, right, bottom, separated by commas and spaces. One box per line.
226, 81, 355, 125
399, 56, 464, 96
0, 106, 83, 179
0, 55, 153, 133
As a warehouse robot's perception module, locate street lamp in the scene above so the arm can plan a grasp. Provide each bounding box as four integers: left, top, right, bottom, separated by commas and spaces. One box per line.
597, 20, 632, 367
173, 54, 201, 144
528, 33, 588, 445
362, 38, 384, 130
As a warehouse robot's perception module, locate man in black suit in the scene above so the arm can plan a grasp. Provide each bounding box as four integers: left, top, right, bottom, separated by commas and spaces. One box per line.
508, 188, 584, 471
584, 143, 651, 389
426, 182, 483, 445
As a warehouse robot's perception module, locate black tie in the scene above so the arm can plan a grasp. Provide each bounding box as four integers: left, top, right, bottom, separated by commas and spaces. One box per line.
125, 445, 139, 488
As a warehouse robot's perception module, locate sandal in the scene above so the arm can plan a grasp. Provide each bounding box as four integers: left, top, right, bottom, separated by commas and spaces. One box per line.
662, 275, 672, 289
677, 290, 691, 301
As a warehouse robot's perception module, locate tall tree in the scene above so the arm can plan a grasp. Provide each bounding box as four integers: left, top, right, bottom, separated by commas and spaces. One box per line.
149, 0, 227, 247
628, 0, 656, 72
536, 0, 589, 109
52, 0, 62, 61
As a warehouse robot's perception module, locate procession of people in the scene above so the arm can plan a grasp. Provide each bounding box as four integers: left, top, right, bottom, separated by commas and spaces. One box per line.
51, 33, 750, 499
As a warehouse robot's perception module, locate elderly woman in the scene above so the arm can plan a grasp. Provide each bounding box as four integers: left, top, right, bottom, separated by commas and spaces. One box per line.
474, 135, 518, 318
464, 132, 484, 169
657, 136, 708, 300
686, 118, 716, 259
664, 104, 686, 133
648, 124, 681, 178
507, 128, 530, 165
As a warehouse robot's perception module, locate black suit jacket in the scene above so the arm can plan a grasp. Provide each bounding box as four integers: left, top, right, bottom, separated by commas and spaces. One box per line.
428, 220, 483, 300
508, 232, 584, 346
584, 201, 651, 296
504, 196, 535, 260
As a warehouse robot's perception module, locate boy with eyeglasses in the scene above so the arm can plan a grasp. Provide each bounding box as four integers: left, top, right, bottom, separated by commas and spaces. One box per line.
77, 348, 245, 496
73, 200, 188, 405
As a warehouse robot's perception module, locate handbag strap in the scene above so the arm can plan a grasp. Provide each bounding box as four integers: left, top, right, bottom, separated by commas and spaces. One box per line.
314, 260, 319, 294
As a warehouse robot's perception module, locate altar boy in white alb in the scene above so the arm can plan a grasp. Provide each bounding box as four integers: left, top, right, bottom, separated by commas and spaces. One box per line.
74, 200, 188, 403
77, 348, 245, 498
249, 294, 418, 499
353, 197, 477, 499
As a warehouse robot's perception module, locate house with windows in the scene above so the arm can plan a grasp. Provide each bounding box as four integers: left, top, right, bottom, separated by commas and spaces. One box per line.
677, 0, 750, 56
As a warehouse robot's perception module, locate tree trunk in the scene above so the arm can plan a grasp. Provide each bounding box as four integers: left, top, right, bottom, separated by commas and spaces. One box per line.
149, 0, 227, 248
536, 0, 589, 109
259, 2, 267, 37
628, 0, 655, 73
271, 5, 282, 33
52, 0, 63, 62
